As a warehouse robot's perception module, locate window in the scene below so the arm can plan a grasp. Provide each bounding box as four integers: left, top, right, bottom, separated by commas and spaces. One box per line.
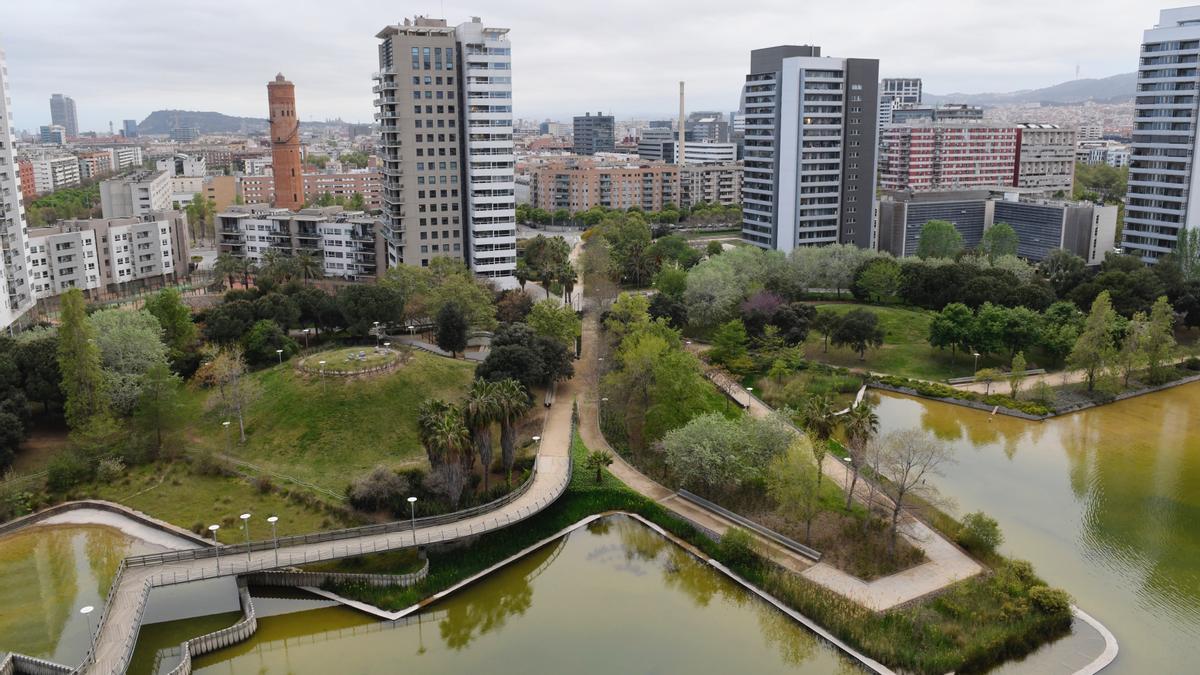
434, 47, 442, 70
411, 47, 419, 69
422, 47, 431, 69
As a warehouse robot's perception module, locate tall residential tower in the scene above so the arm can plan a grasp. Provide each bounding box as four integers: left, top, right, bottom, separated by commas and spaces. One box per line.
49, 93, 78, 138
268, 74, 304, 211
1, 46, 33, 331
1122, 6, 1200, 263
374, 16, 516, 284
741, 45, 879, 252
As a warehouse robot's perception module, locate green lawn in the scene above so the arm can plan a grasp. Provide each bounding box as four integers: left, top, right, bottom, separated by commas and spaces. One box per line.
803, 303, 1010, 382
182, 350, 477, 492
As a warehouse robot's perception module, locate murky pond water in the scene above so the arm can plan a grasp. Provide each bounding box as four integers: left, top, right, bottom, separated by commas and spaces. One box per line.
141, 515, 862, 674
872, 383, 1200, 674
0, 523, 171, 665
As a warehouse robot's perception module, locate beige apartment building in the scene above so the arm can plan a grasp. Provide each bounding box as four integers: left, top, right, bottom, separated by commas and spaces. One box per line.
529, 159, 680, 212
680, 163, 742, 208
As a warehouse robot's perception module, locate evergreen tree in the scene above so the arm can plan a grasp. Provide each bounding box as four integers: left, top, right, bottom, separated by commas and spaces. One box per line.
57, 289, 109, 429
1068, 291, 1119, 392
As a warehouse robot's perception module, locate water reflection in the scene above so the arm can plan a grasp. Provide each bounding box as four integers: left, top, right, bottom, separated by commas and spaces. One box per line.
873, 385, 1200, 672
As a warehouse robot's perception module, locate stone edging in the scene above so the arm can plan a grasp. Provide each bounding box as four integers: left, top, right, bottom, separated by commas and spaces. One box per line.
1072, 606, 1119, 675
0, 499, 213, 546
240, 557, 430, 590
164, 586, 257, 675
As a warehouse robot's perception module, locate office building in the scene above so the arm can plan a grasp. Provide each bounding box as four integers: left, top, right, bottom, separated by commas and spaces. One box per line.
686, 112, 730, 143
879, 77, 922, 126
1077, 124, 1103, 142
49, 94, 78, 138
877, 188, 1117, 264
170, 127, 200, 143
100, 170, 172, 218
39, 125, 67, 145
1, 45, 34, 330
217, 204, 382, 281
122, 119, 139, 138
879, 123, 1019, 192
1015, 123, 1076, 194
24, 213, 190, 300
680, 163, 743, 207
890, 103, 983, 124
528, 158, 678, 213
268, 74, 305, 210
374, 16, 517, 284
30, 155, 82, 193
1121, 6, 1200, 263
637, 126, 677, 161
573, 112, 615, 155
741, 45, 879, 251
668, 141, 738, 164
157, 153, 207, 178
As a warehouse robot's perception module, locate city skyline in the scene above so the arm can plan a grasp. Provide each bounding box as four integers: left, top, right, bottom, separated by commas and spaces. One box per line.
0, 0, 1160, 132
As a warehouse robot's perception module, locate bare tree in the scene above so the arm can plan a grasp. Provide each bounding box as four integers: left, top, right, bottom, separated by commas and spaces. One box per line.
878, 428, 952, 554
205, 347, 258, 443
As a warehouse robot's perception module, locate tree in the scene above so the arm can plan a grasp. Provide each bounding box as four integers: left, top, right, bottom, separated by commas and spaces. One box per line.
418, 399, 470, 507
916, 220, 964, 259
706, 240, 723, 257
337, 284, 405, 336
980, 222, 1019, 261
522, 234, 571, 294
585, 450, 614, 484
1143, 296, 1177, 383
204, 347, 256, 442
841, 400, 879, 510
879, 428, 952, 554
495, 289, 533, 323
144, 288, 198, 360
969, 302, 1008, 357
16, 333, 63, 413
90, 309, 169, 416
294, 250, 323, 285
653, 265, 689, 299
958, 511, 1003, 556
203, 300, 256, 344
853, 257, 902, 303
928, 303, 974, 359
1040, 301, 1084, 365
253, 293, 300, 329
527, 300, 581, 346
1009, 352, 1027, 398
134, 362, 182, 454
242, 319, 299, 366
1039, 249, 1088, 298
463, 379, 501, 491
1115, 313, 1147, 387
661, 413, 749, 493
435, 303, 470, 357
1069, 291, 1119, 392
766, 438, 823, 545
427, 273, 497, 330
812, 309, 841, 353
800, 394, 837, 487
494, 379, 531, 484
57, 289, 108, 429
831, 309, 884, 360
709, 319, 749, 367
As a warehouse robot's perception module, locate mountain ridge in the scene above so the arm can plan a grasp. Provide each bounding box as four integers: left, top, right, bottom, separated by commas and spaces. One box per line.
925, 72, 1136, 105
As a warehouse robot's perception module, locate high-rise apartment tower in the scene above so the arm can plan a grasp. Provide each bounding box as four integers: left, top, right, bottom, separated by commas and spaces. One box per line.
741, 45, 879, 252
49, 93, 78, 138
374, 17, 517, 284
1, 46, 33, 331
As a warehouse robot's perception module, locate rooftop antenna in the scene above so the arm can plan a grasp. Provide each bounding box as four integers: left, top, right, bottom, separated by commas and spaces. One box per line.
1075, 63, 1080, 79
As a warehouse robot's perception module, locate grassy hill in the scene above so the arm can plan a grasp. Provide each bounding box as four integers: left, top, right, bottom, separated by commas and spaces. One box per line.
183, 350, 477, 492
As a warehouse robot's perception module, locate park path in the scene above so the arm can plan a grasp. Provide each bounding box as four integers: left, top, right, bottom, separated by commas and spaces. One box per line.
949, 355, 1193, 395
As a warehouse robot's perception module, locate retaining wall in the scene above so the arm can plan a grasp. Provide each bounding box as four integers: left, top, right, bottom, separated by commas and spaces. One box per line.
165, 587, 257, 675
241, 559, 429, 589
0, 500, 212, 546
0, 653, 71, 675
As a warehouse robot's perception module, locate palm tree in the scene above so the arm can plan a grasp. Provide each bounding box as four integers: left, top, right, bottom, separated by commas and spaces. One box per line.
463, 379, 501, 492
558, 263, 577, 309
214, 253, 239, 290
515, 260, 530, 291
425, 402, 471, 507
417, 399, 453, 470
260, 250, 286, 283
841, 400, 879, 510
800, 394, 838, 487
295, 250, 323, 285
493, 378, 532, 484
238, 257, 256, 288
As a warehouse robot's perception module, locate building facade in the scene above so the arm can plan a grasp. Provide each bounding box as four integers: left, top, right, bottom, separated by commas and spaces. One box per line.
1121, 6, 1200, 263
217, 204, 382, 281
49, 94, 78, 138
1014, 123, 1076, 194
741, 45, 879, 251
374, 16, 517, 284
878, 77, 922, 126
1, 45, 34, 330
100, 171, 173, 218
890, 103, 983, 124
39, 125, 66, 145
879, 123, 1019, 192
528, 159, 679, 212
77, 150, 116, 180
637, 126, 676, 161
268, 74, 305, 210
30, 155, 82, 194
122, 119, 139, 138
680, 162, 742, 207
573, 112, 615, 155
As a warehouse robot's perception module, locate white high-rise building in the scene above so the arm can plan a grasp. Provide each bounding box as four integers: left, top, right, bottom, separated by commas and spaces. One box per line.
878, 77, 922, 126
1, 45, 34, 331
373, 16, 516, 286
741, 45, 879, 252
1123, 6, 1200, 263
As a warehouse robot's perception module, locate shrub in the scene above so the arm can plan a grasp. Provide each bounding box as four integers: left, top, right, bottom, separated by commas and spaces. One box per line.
347, 466, 409, 513
874, 375, 1052, 416
1029, 586, 1073, 618
251, 475, 275, 494
96, 457, 126, 483
717, 528, 760, 570
46, 451, 94, 492
192, 452, 236, 477
1185, 356, 1200, 371
958, 511, 1003, 556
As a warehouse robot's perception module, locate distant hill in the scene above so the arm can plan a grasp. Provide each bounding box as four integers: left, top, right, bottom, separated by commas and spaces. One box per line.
925, 72, 1136, 105
137, 110, 359, 135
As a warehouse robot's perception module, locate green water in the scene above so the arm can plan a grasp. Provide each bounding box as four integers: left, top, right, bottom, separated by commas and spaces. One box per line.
872, 384, 1200, 674
0, 524, 156, 665
182, 515, 860, 674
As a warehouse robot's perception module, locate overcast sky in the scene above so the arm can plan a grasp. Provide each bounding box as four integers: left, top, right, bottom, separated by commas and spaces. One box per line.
1, 0, 1161, 132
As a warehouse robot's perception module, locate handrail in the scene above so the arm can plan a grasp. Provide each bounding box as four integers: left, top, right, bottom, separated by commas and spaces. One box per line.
677, 489, 822, 562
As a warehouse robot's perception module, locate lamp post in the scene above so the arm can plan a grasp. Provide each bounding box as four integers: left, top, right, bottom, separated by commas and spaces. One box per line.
267, 516, 279, 567
842, 456, 853, 496
79, 605, 95, 654
746, 386, 754, 409
319, 360, 327, 394
209, 524, 221, 571
973, 351, 981, 374
222, 421, 231, 455
276, 348, 283, 365
240, 513, 252, 562
407, 496, 418, 542
373, 321, 381, 347
302, 328, 310, 349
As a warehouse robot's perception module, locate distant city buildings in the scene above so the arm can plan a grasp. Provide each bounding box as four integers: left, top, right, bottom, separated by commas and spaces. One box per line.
890, 103, 983, 124
39, 125, 66, 145
686, 111, 730, 143
268, 74, 305, 210
1077, 140, 1130, 167
573, 112, 615, 155
374, 16, 517, 284
878, 77, 922, 126
237, 170, 383, 210
741, 45, 879, 252
529, 158, 679, 212
49, 93, 78, 138
99, 170, 172, 218
122, 119, 139, 138
217, 204, 381, 281
1121, 6, 1199, 263
680, 163, 743, 207
170, 127, 200, 143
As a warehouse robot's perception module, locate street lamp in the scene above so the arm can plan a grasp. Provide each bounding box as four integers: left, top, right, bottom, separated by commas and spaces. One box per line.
972, 351, 981, 374
222, 421, 231, 454
276, 348, 283, 365
842, 456, 853, 496
302, 328, 310, 349
319, 360, 327, 394
267, 515, 280, 567
79, 605, 95, 652
746, 386, 754, 409
374, 321, 381, 347
407, 496, 418, 542
208, 524, 221, 571
240, 513, 252, 562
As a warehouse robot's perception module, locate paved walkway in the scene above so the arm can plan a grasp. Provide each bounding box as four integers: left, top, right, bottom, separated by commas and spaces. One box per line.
81, 359, 580, 675
950, 355, 1193, 395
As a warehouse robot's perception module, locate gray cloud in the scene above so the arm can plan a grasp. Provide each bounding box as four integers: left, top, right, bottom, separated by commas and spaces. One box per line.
1, 0, 1155, 132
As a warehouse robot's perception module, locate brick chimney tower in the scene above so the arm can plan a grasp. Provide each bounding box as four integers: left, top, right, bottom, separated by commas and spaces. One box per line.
267, 73, 303, 210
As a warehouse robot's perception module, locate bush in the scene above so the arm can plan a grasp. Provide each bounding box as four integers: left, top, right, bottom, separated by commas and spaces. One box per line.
47, 451, 94, 492
958, 511, 1003, 556
192, 452, 236, 478
1184, 356, 1200, 372
873, 375, 1052, 416
717, 528, 760, 570
96, 457, 126, 483
251, 475, 275, 494
1029, 586, 1073, 618
347, 466, 410, 513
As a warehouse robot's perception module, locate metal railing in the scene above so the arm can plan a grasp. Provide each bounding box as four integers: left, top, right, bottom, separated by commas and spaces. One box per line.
677, 490, 822, 562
